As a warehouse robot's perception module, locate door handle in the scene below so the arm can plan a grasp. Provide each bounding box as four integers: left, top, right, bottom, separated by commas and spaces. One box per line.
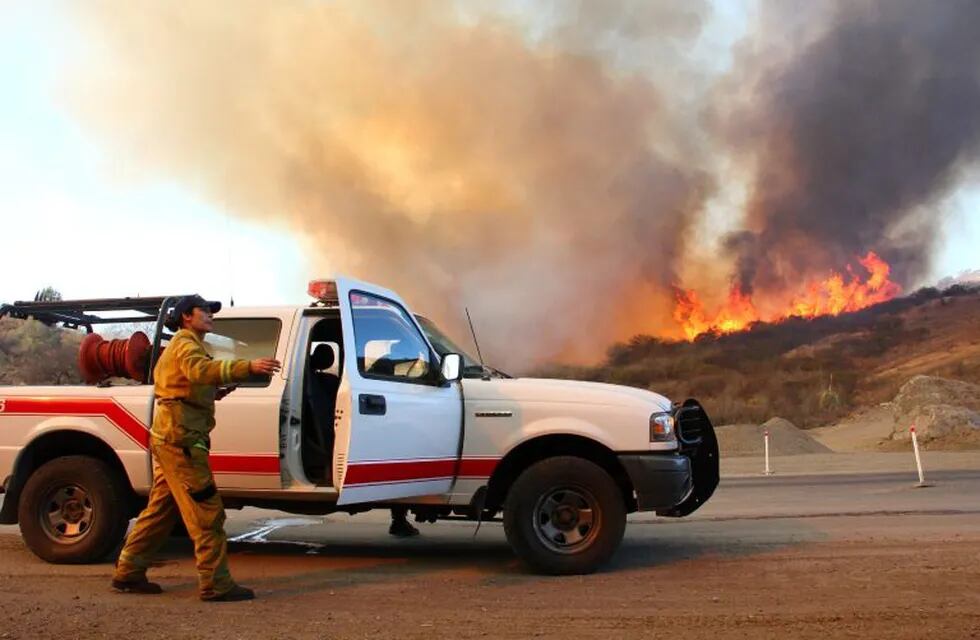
359, 394, 387, 416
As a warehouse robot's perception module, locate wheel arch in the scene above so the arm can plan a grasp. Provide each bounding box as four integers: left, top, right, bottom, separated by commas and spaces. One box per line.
0, 430, 138, 525
484, 434, 636, 515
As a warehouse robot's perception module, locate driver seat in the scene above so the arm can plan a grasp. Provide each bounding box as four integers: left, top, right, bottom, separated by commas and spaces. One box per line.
303, 344, 339, 481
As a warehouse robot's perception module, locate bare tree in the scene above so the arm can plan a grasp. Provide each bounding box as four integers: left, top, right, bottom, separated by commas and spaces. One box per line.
34, 287, 63, 302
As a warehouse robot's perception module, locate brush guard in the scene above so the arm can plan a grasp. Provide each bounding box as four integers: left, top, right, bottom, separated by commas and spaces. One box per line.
656, 398, 719, 517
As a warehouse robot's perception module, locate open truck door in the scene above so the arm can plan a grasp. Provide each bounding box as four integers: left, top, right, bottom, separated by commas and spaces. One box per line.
331, 277, 463, 505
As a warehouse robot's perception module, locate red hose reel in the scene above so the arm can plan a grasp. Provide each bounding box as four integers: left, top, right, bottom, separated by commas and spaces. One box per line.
78, 332, 154, 384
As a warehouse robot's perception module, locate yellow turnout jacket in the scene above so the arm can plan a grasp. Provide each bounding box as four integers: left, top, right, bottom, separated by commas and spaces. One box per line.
150, 329, 252, 448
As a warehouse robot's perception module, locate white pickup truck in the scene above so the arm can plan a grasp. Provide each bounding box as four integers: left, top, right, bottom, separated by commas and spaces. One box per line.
0, 277, 718, 574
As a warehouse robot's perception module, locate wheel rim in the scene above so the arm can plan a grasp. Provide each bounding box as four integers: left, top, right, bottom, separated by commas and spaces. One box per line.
39, 484, 94, 545
531, 486, 601, 555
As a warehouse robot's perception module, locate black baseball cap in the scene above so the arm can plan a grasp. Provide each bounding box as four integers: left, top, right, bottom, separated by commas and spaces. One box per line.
165, 294, 222, 331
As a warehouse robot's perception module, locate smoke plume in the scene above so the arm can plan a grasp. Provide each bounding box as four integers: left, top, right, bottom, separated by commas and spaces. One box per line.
66, 0, 980, 366
718, 0, 980, 296
68, 0, 712, 368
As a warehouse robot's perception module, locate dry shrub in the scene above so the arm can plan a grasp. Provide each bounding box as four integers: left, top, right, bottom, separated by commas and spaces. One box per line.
0, 318, 83, 386
532, 287, 980, 429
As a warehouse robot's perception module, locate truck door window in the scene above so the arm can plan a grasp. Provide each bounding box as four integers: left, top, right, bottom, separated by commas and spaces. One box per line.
349, 293, 433, 382
206, 318, 282, 387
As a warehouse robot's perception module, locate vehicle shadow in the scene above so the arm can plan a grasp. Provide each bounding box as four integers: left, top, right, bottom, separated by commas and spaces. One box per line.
152, 517, 826, 598
607, 518, 828, 573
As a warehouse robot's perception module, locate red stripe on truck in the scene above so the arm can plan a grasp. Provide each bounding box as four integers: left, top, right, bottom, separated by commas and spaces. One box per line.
1, 397, 279, 475
457, 457, 499, 478
3, 397, 501, 482
209, 454, 280, 475
3, 396, 151, 448
343, 457, 499, 485
344, 459, 457, 485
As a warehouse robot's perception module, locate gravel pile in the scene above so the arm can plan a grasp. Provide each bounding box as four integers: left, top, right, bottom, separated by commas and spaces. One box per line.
715, 417, 832, 457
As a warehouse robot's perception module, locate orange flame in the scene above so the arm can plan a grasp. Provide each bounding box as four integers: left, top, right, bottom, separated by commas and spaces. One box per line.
673, 251, 901, 340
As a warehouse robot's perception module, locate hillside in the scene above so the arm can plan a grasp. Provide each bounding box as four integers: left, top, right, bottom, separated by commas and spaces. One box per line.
536, 285, 980, 430
3, 285, 979, 438
0, 317, 83, 386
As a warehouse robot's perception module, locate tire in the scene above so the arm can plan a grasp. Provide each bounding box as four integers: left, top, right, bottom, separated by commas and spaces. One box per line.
503, 456, 626, 575
17, 456, 130, 564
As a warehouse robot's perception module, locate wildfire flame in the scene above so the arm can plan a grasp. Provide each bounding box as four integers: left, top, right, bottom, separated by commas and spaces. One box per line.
673, 251, 902, 340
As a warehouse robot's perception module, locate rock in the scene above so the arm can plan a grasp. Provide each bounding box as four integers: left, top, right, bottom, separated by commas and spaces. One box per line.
893, 375, 980, 415
890, 376, 980, 443
893, 405, 980, 442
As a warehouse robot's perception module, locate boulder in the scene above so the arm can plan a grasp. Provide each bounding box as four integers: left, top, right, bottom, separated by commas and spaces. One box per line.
890, 375, 980, 442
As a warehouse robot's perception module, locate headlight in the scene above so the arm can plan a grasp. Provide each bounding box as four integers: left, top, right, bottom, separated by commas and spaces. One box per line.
649, 412, 675, 442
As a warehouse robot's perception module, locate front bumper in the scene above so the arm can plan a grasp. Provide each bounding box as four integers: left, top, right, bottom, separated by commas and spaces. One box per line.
619, 398, 720, 517
619, 454, 693, 511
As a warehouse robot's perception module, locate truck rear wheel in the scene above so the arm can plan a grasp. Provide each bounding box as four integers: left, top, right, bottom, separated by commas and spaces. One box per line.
17, 456, 130, 564
503, 456, 626, 575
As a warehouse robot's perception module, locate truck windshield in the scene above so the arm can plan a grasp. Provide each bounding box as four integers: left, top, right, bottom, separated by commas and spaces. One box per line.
415, 315, 508, 378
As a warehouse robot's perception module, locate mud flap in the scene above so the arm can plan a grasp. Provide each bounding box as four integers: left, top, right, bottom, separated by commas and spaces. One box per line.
0, 474, 22, 524
657, 399, 719, 517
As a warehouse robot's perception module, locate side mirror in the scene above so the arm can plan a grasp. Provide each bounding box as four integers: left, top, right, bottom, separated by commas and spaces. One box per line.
440, 353, 462, 382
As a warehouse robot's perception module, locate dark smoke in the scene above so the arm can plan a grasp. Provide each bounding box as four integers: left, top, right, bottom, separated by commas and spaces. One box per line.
721, 0, 980, 294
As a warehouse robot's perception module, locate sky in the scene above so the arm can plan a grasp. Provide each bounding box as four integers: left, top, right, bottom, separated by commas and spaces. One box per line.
0, 1, 309, 306
0, 0, 977, 312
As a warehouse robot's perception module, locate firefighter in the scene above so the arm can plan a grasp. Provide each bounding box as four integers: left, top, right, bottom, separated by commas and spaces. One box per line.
389, 506, 419, 537
111, 294, 281, 601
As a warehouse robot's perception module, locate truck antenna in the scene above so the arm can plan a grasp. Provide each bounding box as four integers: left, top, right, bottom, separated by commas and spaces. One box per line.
465, 307, 488, 378
223, 208, 235, 308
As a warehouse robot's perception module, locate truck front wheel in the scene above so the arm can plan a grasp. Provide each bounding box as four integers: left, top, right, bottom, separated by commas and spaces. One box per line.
503, 456, 626, 575
17, 456, 130, 564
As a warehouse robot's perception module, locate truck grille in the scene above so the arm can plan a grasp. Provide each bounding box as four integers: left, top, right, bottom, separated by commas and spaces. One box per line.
674, 402, 708, 445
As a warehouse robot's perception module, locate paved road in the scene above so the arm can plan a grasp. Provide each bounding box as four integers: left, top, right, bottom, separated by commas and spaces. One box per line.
3, 469, 978, 562
2, 468, 978, 638
211, 468, 980, 543
3, 469, 978, 560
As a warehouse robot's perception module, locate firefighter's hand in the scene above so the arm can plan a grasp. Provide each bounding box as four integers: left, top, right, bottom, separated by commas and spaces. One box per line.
215, 385, 238, 401
249, 358, 282, 376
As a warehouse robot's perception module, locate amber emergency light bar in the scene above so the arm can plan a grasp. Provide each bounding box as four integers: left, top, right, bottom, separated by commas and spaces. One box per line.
308, 280, 338, 302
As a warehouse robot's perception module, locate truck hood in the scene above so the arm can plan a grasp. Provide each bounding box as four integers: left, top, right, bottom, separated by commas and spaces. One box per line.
465, 377, 672, 412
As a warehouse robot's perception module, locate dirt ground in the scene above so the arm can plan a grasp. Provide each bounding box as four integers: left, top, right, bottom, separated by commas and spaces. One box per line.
2, 527, 979, 640
2, 467, 979, 640
810, 405, 898, 451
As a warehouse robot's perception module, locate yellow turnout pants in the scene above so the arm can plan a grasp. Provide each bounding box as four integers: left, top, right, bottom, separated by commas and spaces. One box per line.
113, 439, 234, 598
